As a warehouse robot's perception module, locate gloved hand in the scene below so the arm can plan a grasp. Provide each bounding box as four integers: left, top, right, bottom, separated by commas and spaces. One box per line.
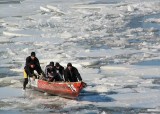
39, 73, 44, 79
32, 75, 36, 81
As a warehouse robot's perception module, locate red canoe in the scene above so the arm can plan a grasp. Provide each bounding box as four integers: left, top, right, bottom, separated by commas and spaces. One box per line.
30, 78, 85, 99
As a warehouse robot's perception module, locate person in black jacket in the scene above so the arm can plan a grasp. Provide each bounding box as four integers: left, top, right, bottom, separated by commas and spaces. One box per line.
54, 62, 64, 81
23, 62, 42, 90
26, 52, 43, 74
44, 62, 56, 81
64, 63, 82, 82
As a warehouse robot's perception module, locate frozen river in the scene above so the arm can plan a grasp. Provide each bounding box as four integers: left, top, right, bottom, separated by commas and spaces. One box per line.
0, 0, 160, 113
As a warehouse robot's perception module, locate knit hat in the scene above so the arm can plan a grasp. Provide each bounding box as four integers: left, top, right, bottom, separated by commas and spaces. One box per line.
55, 62, 60, 67
49, 62, 54, 66
31, 52, 36, 57
67, 63, 72, 67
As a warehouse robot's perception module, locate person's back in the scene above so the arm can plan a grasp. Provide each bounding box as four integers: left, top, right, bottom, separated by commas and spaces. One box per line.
55, 62, 64, 81
45, 64, 52, 77
64, 63, 82, 82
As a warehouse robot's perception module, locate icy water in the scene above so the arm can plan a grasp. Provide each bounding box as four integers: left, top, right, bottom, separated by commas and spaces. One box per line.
0, 0, 160, 113
128, 13, 160, 36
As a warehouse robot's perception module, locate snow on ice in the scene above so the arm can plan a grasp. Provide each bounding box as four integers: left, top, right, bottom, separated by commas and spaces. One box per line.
0, 0, 160, 113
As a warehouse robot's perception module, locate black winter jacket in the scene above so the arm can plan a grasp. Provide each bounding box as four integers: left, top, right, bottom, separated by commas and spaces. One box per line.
26, 56, 42, 72
26, 56, 40, 67
64, 66, 82, 82
55, 65, 64, 76
24, 65, 42, 77
45, 65, 56, 78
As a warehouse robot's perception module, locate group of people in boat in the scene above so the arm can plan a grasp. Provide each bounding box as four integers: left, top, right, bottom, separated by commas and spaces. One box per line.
23, 52, 83, 90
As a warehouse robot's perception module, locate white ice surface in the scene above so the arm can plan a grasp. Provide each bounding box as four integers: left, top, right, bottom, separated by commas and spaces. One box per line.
0, 0, 160, 113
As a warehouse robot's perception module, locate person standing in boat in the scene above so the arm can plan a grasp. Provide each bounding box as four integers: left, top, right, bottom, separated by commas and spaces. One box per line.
45, 62, 56, 81
64, 63, 82, 82
54, 62, 65, 81
23, 62, 42, 90
26, 52, 43, 76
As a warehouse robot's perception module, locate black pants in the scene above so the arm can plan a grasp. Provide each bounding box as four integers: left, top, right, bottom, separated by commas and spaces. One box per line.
23, 75, 38, 90
23, 78, 28, 90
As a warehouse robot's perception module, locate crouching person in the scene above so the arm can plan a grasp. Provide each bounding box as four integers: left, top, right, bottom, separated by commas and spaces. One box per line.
45, 62, 56, 82
54, 62, 65, 81
64, 63, 82, 82
23, 62, 42, 90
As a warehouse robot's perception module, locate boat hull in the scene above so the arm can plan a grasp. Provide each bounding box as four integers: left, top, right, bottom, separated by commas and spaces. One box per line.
30, 78, 85, 99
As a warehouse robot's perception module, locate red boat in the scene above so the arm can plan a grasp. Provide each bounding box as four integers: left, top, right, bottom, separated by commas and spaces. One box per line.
30, 78, 85, 99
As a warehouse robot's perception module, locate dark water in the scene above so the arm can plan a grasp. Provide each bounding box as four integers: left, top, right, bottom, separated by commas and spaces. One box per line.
134, 59, 160, 66
0, 87, 22, 98
0, 0, 23, 4
128, 13, 160, 35
88, 0, 123, 4
143, 14, 160, 29
0, 67, 19, 78
0, 111, 21, 114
